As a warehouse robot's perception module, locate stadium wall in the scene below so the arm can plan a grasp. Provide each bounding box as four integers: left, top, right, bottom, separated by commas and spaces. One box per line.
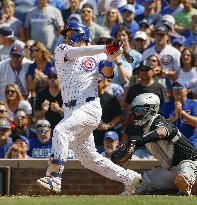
0, 159, 196, 195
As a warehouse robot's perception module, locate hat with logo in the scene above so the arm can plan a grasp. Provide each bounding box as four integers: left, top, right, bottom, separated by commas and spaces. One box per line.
104, 131, 119, 141
10, 45, 24, 56
36, 119, 51, 128
0, 118, 11, 129
134, 31, 147, 41
122, 4, 136, 14
0, 27, 15, 39
155, 25, 169, 34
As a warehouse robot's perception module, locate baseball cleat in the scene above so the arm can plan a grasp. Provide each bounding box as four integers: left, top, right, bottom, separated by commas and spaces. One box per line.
36, 176, 61, 193
175, 174, 192, 196
127, 174, 142, 195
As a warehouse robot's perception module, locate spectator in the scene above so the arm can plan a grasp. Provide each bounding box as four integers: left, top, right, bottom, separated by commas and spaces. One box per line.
0, 102, 8, 120
93, 79, 122, 153
138, 0, 162, 28
138, 20, 152, 38
0, 0, 25, 41
127, 0, 145, 18
11, 108, 36, 139
143, 25, 181, 82
24, 39, 35, 61
160, 81, 197, 148
160, 0, 183, 15
133, 31, 149, 54
5, 142, 29, 159
34, 67, 64, 130
0, 118, 12, 158
101, 131, 119, 159
61, 0, 81, 24
25, 0, 64, 51
12, 134, 30, 153
172, 38, 185, 53
0, 45, 31, 101
67, 13, 82, 24
14, 0, 36, 24
175, 48, 197, 91
26, 42, 53, 97
81, 3, 110, 43
122, 60, 169, 142
103, 7, 123, 34
4, 83, 32, 121
113, 26, 142, 87
0, 27, 25, 61
28, 119, 52, 158
174, 0, 197, 34
111, 4, 139, 37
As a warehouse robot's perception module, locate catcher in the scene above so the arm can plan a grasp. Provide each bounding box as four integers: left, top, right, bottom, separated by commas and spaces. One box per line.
111, 93, 197, 195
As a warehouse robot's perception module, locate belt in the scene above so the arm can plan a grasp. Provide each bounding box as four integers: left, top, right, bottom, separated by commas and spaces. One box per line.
64, 97, 95, 108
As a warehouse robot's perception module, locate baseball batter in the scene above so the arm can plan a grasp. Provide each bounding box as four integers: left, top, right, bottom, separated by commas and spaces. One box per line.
36, 22, 141, 194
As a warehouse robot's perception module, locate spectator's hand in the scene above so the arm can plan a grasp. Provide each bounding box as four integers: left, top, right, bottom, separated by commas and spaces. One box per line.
34, 69, 48, 87
175, 101, 183, 116
42, 100, 50, 112
50, 101, 61, 113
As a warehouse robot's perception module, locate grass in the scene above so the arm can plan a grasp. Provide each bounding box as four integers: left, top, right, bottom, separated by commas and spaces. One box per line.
0, 195, 197, 205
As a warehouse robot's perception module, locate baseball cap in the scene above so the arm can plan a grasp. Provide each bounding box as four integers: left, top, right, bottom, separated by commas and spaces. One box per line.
155, 25, 168, 34
67, 14, 82, 24
162, 15, 175, 25
0, 27, 15, 39
161, 20, 173, 31
47, 66, 57, 76
122, 4, 136, 14
172, 38, 185, 47
0, 118, 11, 129
192, 11, 197, 17
36, 119, 51, 128
134, 31, 147, 41
10, 45, 24, 56
12, 134, 30, 147
139, 60, 154, 71
104, 131, 119, 141
139, 20, 150, 28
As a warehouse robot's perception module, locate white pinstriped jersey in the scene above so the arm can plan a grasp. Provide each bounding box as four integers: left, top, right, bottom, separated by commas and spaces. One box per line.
54, 43, 107, 109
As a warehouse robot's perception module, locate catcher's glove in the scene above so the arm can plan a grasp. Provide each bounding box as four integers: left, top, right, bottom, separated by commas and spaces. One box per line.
111, 140, 135, 165
106, 40, 123, 55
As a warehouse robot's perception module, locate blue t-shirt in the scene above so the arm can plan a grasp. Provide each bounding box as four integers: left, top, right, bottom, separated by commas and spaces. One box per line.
160, 98, 197, 140
28, 138, 52, 159
0, 138, 13, 158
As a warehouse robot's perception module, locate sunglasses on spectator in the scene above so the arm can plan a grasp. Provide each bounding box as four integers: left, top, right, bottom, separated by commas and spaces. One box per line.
82, 9, 92, 13
30, 48, 40, 53
37, 129, 50, 135
0, 109, 7, 113
149, 59, 158, 62
14, 115, 26, 120
6, 90, 16, 94
48, 74, 58, 79
172, 86, 185, 91
0, 128, 10, 132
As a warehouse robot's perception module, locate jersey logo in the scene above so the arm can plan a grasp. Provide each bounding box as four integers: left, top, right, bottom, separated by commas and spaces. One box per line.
60, 44, 67, 50
161, 55, 173, 65
82, 57, 97, 72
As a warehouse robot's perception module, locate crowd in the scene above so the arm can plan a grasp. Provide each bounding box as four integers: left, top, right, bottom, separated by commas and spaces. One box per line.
0, 0, 196, 163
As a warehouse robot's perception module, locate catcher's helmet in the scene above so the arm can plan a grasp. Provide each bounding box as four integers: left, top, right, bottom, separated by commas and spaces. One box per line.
130, 93, 160, 126
61, 22, 89, 43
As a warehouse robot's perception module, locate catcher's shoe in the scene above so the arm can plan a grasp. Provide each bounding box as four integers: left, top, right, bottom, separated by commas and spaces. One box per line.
175, 174, 192, 196
36, 176, 61, 193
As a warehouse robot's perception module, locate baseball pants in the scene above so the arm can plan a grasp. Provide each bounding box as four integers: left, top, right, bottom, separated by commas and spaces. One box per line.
52, 98, 139, 187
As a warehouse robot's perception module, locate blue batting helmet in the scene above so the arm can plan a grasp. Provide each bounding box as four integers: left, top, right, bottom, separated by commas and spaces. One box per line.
61, 22, 89, 43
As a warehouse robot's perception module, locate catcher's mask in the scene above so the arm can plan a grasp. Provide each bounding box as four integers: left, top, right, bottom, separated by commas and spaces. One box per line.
61, 22, 89, 44
130, 93, 160, 126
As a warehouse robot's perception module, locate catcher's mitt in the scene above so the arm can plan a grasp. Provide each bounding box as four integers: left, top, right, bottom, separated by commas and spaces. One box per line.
111, 140, 135, 165
106, 40, 123, 55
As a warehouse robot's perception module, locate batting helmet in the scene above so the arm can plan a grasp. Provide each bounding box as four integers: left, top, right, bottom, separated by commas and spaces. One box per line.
61, 22, 89, 44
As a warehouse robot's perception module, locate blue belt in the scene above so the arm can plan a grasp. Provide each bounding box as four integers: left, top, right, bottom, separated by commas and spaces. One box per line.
64, 97, 95, 108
